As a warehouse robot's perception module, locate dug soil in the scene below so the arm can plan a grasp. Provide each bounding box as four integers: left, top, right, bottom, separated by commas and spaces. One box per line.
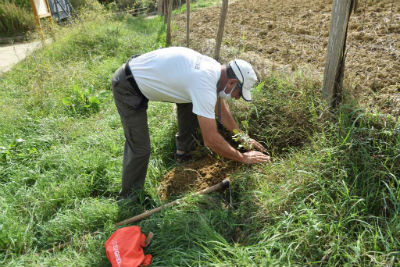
173, 0, 400, 115
158, 155, 239, 200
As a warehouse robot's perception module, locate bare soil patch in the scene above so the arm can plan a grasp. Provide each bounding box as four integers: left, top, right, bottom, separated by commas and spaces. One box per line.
173, 0, 400, 115
158, 155, 239, 200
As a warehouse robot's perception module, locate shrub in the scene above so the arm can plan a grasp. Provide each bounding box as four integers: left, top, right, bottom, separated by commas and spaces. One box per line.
111, 0, 157, 12
0, 1, 35, 36
69, 0, 99, 10
10, 0, 31, 9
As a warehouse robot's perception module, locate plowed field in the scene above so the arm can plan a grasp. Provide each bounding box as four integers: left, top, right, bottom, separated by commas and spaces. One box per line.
173, 0, 400, 115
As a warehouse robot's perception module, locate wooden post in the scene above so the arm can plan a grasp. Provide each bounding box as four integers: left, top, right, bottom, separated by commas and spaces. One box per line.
44, 0, 53, 25
29, 0, 53, 45
322, 0, 355, 107
214, 0, 229, 61
157, 0, 163, 15
163, 0, 168, 23
166, 0, 173, 46
116, 179, 230, 226
186, 0, 190, 47
29, 0, 45, 44
44, 0, 54, 38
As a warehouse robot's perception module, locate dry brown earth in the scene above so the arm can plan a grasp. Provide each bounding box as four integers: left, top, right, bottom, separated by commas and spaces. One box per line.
158, 155, 239, 199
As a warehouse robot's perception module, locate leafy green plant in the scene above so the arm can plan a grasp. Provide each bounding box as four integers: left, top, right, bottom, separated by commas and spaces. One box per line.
62, 84, 100, 116
0, 138, 39, 166
232, 120, 253, 150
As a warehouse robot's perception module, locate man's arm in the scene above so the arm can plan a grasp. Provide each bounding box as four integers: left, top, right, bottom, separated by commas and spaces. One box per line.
197, 115, 270, 164
215, 98, 240, 132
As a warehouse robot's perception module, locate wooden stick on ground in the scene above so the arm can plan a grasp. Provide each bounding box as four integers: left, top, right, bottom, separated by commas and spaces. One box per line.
116, 178, 230, 226
44, 181, 230, 253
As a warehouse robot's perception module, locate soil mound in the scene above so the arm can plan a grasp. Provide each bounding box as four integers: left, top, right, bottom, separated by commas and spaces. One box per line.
158, 155, 239, 200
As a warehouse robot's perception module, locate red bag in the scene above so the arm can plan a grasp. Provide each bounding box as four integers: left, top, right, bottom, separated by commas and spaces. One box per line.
105, 226, 153, 267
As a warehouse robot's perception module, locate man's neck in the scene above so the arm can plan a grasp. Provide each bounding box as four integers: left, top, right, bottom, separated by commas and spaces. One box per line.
218, 66, 227, 92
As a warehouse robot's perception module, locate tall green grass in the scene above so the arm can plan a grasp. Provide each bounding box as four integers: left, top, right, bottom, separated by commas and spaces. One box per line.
0, 1, 34, 36
0, 5, 399, 267
0, 9, 171, 266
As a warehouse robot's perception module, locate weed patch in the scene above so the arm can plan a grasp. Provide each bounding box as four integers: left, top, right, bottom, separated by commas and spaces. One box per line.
232, 71, 328, 156
62, 84, 101, 116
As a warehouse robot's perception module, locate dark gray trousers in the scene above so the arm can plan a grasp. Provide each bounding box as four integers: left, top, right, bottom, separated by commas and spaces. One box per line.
112, 64, 199, 197
175, 103, 200, 153
112, 64, 150, 197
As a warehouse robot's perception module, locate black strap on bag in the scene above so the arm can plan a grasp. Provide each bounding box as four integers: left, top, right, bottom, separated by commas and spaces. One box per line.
124, 54, 148, 110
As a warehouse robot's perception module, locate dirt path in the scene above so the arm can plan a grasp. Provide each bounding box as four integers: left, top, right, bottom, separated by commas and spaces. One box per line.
0, 39, 51, 74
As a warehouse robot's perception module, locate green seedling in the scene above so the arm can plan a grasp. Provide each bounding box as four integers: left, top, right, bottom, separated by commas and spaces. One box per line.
232, 120, 253, 150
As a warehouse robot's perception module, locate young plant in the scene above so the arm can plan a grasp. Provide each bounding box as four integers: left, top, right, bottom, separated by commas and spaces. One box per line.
232, 120, 253, 150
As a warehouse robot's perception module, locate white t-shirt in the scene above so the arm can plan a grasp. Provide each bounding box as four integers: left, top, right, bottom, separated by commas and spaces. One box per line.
130, 47, 221, 119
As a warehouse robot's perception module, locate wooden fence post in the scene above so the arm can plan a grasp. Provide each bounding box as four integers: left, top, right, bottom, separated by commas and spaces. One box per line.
29, 0, 53, 45
166, 0, 173, 46
157, 0, 163, 15
214, 0, 228, 61
322, 0, 356, 107
163, 0, 168, 22
186, 0, 190, 47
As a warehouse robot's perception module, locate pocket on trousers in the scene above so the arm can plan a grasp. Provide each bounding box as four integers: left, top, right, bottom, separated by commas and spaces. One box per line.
126, 94, 146, 110
114, 91, 146, 117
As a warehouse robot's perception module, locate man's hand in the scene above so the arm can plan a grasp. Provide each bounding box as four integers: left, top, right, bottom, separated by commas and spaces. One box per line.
241, 151, 271, 164
247, 138, 267, 153
197, 115, 271, 164
240, 136, 267, 153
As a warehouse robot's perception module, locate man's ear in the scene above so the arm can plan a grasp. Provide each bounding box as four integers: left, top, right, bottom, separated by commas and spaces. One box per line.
227, 78, 238, 88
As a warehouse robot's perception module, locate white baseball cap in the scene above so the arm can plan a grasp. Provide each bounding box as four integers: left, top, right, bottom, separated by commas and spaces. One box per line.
229, 59, 258, 101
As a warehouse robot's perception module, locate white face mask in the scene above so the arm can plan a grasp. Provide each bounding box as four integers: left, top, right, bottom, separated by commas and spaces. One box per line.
218, 85, 232, 100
